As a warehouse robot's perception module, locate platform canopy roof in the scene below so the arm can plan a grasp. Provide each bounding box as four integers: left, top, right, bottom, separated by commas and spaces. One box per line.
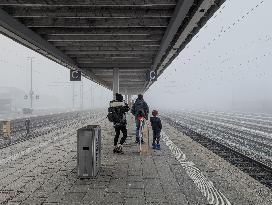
0, 0, 225, 94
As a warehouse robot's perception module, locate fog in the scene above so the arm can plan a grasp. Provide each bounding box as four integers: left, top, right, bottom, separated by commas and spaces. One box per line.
146, 0, 272, 113
0, 35, 113, 111
1, 0, 272, 114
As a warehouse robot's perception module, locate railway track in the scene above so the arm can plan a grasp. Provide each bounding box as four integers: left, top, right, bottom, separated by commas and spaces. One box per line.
163, 114, 272, 189
0, 110, 105, 149
165, 111, 272, 167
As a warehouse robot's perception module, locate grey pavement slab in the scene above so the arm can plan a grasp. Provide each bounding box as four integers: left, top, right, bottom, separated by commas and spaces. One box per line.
0, 116, 205, 205
1, 114, 270, 205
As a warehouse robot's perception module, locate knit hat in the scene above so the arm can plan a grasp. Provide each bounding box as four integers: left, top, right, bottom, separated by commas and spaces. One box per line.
152, 110, 158, 116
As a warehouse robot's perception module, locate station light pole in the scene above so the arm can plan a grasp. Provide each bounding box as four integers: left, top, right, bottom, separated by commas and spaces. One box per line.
72, 81, 75, 109
90, 84, 93, 109
27, 57, 35, 109
80, 81, 84, 109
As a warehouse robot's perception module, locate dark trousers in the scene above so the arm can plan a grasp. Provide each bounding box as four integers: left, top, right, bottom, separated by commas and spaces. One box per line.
114, 126, 128, 146
153, 130, 161, 144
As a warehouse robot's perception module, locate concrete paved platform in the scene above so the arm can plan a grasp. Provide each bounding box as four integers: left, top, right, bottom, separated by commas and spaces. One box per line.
0, 114, 271, 205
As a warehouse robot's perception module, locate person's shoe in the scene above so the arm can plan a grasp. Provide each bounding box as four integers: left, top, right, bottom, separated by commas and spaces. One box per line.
116, 145, 124, 154
135, 139, 139, 143
156, 144, 161, 150
152, 143, 156, 149
113, 146, 118, 153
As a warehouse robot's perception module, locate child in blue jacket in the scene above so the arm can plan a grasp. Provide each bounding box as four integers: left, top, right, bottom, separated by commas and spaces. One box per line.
150, 110, 162, 150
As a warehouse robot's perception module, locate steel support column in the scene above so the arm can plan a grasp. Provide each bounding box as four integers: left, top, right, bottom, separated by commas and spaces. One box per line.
124, 88, 128, 103
112, 68, 119, 99
126, 95, 129, 104
128, 95, 132, 107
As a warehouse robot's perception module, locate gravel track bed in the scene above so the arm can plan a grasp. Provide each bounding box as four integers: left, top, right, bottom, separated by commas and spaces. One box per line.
0, 110, 106, 149
163, 111, 272, 168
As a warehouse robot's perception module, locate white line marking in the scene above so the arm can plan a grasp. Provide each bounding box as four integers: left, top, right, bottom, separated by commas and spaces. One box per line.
162, 131, 231, 205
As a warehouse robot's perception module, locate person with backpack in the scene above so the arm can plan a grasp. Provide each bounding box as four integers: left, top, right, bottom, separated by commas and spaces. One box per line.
107, 93, 130, 154
131, 94, 149, 143
150, 110, 162, 150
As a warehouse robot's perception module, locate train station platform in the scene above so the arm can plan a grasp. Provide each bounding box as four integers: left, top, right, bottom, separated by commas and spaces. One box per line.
0, 114, 271, 205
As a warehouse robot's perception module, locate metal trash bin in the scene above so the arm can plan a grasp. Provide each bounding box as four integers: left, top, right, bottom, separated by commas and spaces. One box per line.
77, 125, 101, 178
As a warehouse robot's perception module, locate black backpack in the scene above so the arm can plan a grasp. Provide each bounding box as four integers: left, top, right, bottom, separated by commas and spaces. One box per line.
107, 106, 121, 123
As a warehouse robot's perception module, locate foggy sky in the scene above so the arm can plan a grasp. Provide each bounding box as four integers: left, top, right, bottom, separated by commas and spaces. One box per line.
146, 0, 272, 113
1, 0, 271, 113
0, 35, 112, 109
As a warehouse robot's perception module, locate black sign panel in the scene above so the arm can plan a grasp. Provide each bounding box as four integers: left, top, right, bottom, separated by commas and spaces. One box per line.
146, 70, 157, 81
70, 70, 81, 81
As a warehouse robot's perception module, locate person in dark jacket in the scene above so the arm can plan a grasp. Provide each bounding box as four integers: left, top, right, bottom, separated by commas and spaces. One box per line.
131, 94, 149, 143
109, 93, 130, 154
150, 110, 162, 150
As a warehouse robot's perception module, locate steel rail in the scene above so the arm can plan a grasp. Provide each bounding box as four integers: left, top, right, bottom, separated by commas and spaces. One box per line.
0, 110, 104, 149
163, 116, 272, 189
